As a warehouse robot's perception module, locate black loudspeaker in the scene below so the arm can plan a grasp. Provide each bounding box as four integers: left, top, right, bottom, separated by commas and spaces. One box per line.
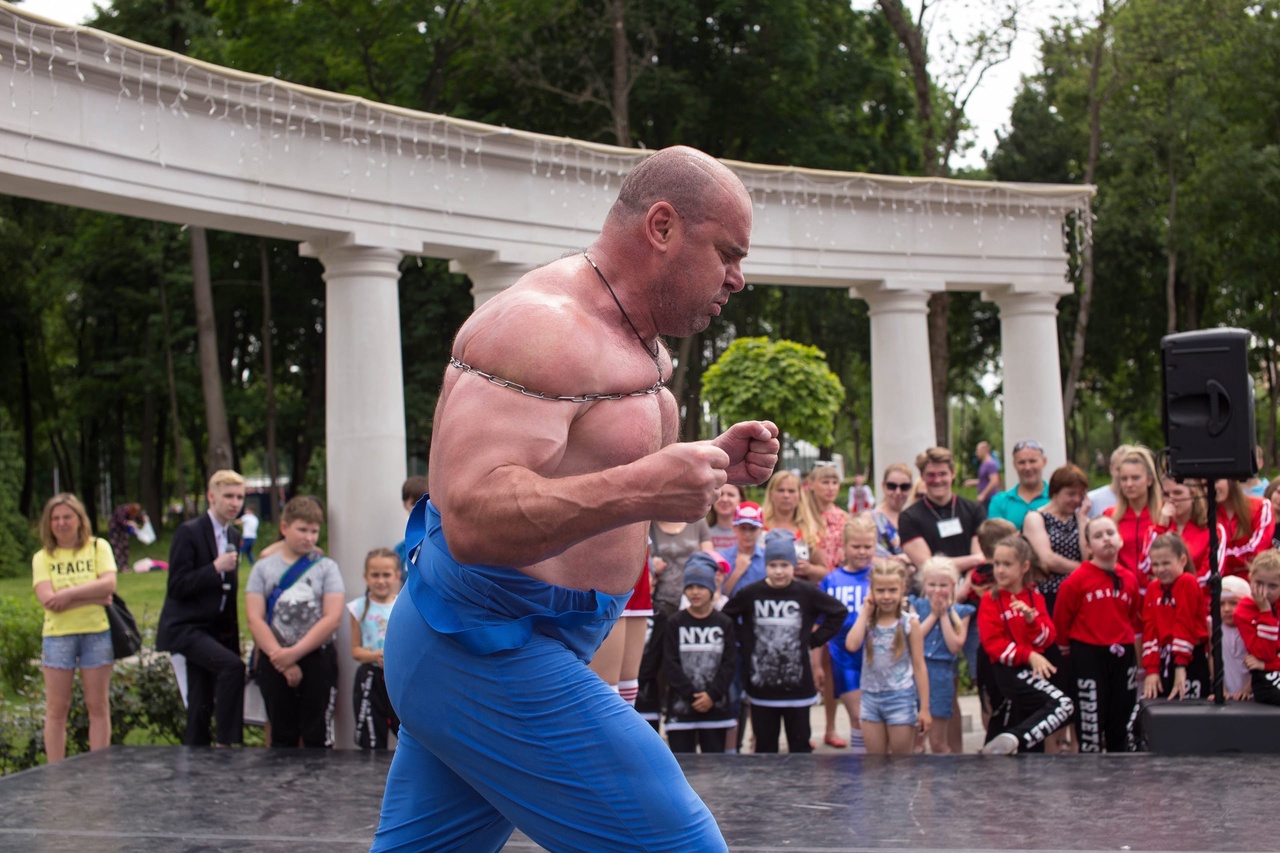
1142, 700, 1280, 754
1162, 328, 1257, 480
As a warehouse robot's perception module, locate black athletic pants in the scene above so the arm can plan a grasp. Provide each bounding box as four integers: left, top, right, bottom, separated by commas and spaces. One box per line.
1251, 669, 1280, 705
985, 663, 1074, 753
353, 662, 400, 749
750, 704, 811, 753
257, 644, 338, 748
667, 727, 728, 753
1151, 644, 1210, 699
1070, 640, 1137, 753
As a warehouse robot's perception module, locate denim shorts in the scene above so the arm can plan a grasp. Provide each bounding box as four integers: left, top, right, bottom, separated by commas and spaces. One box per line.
860, 686, 918, 726
926, 660, 957, 719
42, 630, 114, 670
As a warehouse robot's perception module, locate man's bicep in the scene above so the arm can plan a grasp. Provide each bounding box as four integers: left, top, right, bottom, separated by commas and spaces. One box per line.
431, 376, 577, 501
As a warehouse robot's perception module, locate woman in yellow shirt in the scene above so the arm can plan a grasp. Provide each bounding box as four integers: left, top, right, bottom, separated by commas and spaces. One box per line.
31, 493, 117, 762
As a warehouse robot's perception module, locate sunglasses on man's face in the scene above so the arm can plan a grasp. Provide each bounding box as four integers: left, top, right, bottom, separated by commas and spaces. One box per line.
883, 482, 912, 492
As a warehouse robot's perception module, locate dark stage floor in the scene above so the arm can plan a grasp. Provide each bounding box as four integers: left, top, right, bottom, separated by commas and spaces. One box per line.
0, 747, 1269, 852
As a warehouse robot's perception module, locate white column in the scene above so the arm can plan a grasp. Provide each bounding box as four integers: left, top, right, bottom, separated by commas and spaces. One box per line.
449, 258, 537, 309
995, 290, 1067, 473
301, 238, 408, 749
860, 285, 938, 490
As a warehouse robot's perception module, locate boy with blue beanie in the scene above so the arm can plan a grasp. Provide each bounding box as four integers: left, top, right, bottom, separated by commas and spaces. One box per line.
663, 552, 737, 753
722, 531, 848, 753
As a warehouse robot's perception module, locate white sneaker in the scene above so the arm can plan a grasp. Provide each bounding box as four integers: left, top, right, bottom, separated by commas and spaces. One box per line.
981, 732, 1019, 755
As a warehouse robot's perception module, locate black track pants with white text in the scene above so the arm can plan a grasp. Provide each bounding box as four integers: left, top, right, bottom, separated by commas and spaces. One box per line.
1070, 640, 1137, 753
986, 663, 1074, 753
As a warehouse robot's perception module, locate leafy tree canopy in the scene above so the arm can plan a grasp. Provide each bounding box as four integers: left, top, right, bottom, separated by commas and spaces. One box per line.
702, 337, 845, 446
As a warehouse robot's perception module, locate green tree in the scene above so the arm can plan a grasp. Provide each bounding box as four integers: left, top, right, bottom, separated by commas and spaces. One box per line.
702, 337, 845, 446
989, 0, 1280, 461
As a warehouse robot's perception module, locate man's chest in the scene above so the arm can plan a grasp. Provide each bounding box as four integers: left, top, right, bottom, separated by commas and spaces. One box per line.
562, 388, 677, 471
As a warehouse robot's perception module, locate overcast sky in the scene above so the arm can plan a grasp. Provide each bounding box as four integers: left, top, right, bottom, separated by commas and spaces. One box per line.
16, 0, 1082, 169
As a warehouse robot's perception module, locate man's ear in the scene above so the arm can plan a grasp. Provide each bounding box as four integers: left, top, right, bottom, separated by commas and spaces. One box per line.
644, 202, 680, 252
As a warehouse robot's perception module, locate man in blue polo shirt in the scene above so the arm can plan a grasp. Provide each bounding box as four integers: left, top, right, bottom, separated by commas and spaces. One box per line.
987, 439, 1049, 530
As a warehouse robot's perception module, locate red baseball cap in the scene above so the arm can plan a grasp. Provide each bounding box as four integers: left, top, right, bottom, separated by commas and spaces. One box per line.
733, 501, 764, 528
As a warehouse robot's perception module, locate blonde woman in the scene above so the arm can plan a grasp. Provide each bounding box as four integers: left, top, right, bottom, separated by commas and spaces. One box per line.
762, 470, 827, 580
1101, 446, 1163, 581
805, 464, 849, 570
32, 493, 117, 762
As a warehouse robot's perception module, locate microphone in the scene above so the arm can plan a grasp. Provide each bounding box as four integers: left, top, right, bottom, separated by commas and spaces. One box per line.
220, 542, 236, 611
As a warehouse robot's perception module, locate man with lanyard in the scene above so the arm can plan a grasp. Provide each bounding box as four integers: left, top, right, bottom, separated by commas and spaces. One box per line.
899, 447, 986, 572
898, 447, 988, 754
372, 146, 779, 852
987, 439, 1050, 530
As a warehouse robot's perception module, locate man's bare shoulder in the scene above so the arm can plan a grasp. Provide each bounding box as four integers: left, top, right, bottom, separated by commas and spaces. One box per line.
453, 260, 643, 399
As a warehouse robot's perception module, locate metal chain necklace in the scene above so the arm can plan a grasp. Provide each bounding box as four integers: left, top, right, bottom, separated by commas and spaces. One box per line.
447, 254, 668, 403
448, 358, 663, 403
583, 252, 664, 387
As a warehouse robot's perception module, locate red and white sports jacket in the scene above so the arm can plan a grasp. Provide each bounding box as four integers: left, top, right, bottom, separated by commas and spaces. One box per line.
1105, 504, 1154, 582
1141, 572, 1208, 674
978, 587, 1055, 667
1054, 561, 1142, 651
1218, 497, 1275, 579
1234, 596, 1280, 673
1146, 520, 1227, 601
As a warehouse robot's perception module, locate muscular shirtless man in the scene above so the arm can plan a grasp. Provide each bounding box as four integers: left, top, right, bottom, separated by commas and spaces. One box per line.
371, 146, 778, 852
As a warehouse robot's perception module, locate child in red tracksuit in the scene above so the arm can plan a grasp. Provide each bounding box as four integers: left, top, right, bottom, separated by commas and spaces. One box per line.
1140, 533, 1209, 701
1053, 515, 1141, 753
1236, 550, 1280, 705
978, 535, 1073, 755
1215, 479, 1276, 580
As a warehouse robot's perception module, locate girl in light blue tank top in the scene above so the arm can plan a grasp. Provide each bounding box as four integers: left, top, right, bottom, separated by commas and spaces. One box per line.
844, 560, 929, 754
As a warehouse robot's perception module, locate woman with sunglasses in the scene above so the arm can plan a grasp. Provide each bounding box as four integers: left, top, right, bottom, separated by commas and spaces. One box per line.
873, 463, 914, 565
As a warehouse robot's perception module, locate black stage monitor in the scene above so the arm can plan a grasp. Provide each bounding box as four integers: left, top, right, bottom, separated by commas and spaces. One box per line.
1161, 328, 1257, 481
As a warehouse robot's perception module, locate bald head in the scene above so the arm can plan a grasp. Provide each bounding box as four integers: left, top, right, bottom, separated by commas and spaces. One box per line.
608, 146, 746, 226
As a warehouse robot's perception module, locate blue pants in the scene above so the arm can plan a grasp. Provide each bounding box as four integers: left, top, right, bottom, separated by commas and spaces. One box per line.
372, 500, 726, 852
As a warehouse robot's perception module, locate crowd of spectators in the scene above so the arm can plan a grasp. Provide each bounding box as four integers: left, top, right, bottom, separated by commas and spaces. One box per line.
639, 440, 1280, 755
30, 440, 1280, 757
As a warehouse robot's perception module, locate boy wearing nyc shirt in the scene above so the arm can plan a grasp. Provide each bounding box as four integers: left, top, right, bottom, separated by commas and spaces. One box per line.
722, 531, 847, 753
663, 554, 737, 753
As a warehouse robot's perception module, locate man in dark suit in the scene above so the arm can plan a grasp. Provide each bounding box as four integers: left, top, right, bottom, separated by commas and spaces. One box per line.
156, 470, 247, 746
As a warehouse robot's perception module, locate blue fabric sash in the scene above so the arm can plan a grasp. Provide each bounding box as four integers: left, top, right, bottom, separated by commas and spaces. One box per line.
265, 551, 319, 624
403, 497, 629, 663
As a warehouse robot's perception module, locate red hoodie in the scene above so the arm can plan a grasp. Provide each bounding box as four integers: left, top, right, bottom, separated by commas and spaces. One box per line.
1218, 497, 1275, 579
1141, 572, 1208, 674
1146, 520, 1226, 602
1234, 596, 1280, 672
1104, 504, 1154, 582
979, 587, 1055, 667
1054, 560, 1142, 649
